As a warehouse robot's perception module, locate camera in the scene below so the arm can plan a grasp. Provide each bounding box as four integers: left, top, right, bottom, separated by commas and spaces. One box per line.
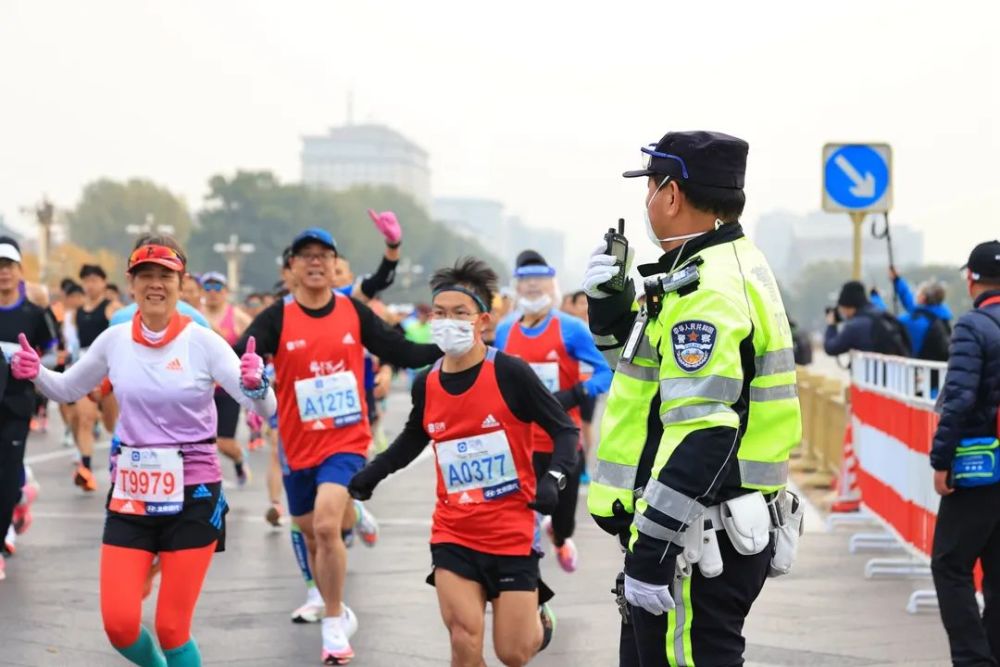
825, 306, 842, 324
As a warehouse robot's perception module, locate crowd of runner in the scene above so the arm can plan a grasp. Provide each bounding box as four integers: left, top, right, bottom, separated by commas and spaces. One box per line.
0, 207, 610, 666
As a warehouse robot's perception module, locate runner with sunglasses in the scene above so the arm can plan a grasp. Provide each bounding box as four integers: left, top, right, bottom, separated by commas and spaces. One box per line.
11, 236, 276, 667
237, 227, 439, 665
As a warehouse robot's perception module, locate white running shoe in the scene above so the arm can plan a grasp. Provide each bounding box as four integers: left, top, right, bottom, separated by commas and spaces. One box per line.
353, 501, 379, 547
341, 604, 358, 639
291, 585, 325, 624
321, 614, 354, 665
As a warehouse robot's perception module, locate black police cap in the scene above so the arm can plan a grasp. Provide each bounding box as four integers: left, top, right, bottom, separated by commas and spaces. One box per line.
623, 130, 748, 190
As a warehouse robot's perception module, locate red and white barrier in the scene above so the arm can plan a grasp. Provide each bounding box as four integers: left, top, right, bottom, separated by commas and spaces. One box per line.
848, 352, 948, 612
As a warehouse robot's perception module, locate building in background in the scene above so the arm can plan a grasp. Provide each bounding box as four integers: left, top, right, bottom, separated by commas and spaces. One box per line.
301, 123, 431, 210
432, 197, 566, 283
754, 210, 923, 284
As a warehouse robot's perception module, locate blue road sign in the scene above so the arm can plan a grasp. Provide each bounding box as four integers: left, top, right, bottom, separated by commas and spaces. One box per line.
822, 143, 892, 213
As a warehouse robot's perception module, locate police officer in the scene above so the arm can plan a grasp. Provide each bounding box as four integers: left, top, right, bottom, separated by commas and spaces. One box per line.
582, 131, 803, 666
929, 240, 1000, 666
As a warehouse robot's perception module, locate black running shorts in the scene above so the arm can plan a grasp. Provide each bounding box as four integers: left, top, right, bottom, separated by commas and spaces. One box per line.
103, 482, 228, 553
427, 542, 553, 603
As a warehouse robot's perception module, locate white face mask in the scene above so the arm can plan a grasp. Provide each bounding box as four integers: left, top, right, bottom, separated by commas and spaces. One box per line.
644, 176, 710, 251
431, 318, 476, 357
518, 293, 552, 315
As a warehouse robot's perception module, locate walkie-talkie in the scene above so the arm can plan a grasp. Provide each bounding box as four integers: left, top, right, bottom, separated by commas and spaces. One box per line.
598, 218, 629, 294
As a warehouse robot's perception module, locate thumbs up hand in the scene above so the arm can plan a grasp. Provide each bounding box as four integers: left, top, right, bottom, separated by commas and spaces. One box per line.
11, 333, 40, 380
240, 336, 264, 389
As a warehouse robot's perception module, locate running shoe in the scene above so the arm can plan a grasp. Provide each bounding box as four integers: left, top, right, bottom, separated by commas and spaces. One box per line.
248, 433, 265, 451
579, 466, 591, 485
341, 604, 358, 639
12, 483, 37, 535
235, 462, 251, 488
321, 614, 354, 665
543, 517, 579, 573
353, 501, 379, 547
291, 586, 325, 624
29, 417, 40, 432
265, 502, 283, 527
61, 427, 74, 448
538, 603, 557, 653
0, 553, 6, 581
4, 526, 16, 556
74, 465, 97, 492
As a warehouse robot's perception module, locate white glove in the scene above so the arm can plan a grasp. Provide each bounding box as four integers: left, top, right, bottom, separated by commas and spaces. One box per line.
582, 241, 634, 299
624, 574, 675, 616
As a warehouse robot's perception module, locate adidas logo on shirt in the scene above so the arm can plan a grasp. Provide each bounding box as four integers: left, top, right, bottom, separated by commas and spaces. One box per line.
459, 492, 473, 504
481, 414, 500, 429
311, 421, 328, 431
192, 484, 212, 499
165, 358, 183, 371
545, 350, 559, 361
121, 501, 136, 513
342, 333, 356, 345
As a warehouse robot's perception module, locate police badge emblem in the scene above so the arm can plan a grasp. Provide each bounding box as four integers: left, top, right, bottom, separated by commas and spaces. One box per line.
671, 320, 717, 372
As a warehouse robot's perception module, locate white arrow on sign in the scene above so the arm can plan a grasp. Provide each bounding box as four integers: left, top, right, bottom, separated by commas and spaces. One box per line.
834, 154, 876, 198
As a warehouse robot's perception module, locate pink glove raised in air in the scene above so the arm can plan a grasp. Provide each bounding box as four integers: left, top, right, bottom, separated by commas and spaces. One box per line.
11, 334, 40, 381
367, 209, 402, 246
240, 336, 264, 389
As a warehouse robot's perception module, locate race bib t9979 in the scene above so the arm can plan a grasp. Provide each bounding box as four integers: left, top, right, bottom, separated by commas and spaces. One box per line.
294, 372, 363, 427
435, 430, 520, 504
110, 446, 184, 516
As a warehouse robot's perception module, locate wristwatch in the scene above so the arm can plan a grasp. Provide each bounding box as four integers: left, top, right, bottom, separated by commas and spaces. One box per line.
548, 470, 567, 491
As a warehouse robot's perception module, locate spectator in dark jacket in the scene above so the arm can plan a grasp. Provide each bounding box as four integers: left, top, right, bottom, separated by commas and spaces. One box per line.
929, 239, 1000, 667
823, 281, 880, 355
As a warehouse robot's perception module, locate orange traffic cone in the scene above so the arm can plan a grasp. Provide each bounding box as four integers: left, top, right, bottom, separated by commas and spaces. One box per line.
831, 422, 861, 512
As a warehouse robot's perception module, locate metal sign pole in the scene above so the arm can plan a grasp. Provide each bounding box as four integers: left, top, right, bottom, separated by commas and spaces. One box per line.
850, 211, 865, 280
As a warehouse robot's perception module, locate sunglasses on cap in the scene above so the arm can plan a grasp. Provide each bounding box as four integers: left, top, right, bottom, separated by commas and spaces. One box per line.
641, 144, 690, 179
128, 244, 185, 273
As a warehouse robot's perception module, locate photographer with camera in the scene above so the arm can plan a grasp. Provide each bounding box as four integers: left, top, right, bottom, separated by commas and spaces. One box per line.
824, 281, 910, 357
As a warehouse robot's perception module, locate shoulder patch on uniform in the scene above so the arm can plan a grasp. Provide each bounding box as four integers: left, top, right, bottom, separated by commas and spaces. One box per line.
671, 320, 717, 373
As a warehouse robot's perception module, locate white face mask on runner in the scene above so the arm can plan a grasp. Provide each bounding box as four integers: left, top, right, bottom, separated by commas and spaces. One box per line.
431, 318, 476, 357
518, 294, 552, 315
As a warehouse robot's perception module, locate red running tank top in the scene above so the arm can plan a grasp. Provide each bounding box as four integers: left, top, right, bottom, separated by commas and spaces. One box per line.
424, 348, 537, 556
275, 293, 370, 470
504, 315, 582, 453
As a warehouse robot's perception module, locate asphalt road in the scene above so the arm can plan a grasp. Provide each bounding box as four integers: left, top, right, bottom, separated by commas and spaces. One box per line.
0, 390, 951, 666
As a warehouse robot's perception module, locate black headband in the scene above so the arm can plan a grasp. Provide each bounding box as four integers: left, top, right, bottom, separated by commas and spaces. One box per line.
432, 285, 490, 313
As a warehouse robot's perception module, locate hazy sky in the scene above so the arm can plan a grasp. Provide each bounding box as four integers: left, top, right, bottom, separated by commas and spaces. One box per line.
2, 0, 997, 274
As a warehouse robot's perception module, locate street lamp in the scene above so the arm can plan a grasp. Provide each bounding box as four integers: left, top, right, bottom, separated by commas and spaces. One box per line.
125, 213, 175, 238
19, 198, 55, 282
213, 233, 255, 294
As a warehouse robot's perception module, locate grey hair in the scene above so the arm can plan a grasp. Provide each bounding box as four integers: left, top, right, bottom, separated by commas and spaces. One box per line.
919, 280, 946, 306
